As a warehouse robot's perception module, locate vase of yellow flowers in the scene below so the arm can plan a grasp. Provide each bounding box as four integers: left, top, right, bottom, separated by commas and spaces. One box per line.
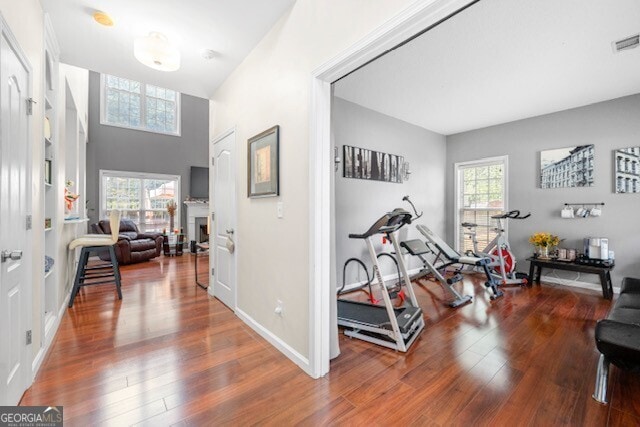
529, 232, 560, 259
166, 200, 177, 233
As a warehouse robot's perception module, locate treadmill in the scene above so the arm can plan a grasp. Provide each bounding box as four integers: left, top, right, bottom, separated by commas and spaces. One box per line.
337, 208, 424, 352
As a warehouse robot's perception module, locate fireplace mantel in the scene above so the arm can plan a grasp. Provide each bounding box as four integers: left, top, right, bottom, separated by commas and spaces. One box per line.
184, 201, 209, 244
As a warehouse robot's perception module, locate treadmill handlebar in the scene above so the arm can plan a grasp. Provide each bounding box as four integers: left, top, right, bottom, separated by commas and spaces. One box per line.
348, 209, 413, 239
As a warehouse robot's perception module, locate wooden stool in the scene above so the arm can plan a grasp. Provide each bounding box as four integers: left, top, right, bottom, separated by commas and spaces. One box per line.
68, 210, 122, 307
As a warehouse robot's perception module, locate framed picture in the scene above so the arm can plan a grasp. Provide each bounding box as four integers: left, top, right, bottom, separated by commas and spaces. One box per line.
343, 145, 404, 183
44, 159, 52, 185
540, 145, 595, 189
248, 125, 279, 197
614, 146, 640, 193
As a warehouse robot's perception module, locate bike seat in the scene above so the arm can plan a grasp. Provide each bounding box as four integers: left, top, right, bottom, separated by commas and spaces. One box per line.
461, 222, 477, 228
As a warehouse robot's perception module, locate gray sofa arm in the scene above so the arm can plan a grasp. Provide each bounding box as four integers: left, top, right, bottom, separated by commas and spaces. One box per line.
595, 319, 640, 372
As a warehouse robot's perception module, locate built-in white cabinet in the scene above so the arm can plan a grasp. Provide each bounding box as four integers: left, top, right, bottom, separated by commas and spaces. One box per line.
43, 15, 59, 338
40, 16, 89, 351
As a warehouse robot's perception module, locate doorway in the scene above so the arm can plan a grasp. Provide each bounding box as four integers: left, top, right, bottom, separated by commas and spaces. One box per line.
308, 0, 478, 378
0, 17, 33, 405
210, 129, 237, 310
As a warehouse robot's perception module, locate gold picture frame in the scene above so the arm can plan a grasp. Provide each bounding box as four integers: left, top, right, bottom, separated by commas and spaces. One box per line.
248, 125, 279, 198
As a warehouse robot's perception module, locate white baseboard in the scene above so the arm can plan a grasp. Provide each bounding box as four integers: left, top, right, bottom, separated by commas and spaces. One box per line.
32, 287, 72, 377
540, 275, 620, 295
235, 307, 311, 376
339, 267, 422, 293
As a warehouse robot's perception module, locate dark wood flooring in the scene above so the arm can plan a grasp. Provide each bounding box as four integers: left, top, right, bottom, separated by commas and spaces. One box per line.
20, 255, 640, 426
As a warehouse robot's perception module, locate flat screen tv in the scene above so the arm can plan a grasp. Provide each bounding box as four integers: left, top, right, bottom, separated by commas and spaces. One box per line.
190, 166, 209, 199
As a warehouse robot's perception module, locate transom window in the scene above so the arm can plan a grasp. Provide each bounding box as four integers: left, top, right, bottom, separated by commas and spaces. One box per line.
101, 74, 180, 136
100, 170, 180, 233
455, 156, 507, 253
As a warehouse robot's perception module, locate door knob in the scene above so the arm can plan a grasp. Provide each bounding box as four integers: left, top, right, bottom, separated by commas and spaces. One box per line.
1, 250, 22, 262
226, 228, 234, 235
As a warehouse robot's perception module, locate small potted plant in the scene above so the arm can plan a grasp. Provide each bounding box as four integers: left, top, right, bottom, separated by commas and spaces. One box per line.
166, 200, 177, 233
529, 232, 560, 259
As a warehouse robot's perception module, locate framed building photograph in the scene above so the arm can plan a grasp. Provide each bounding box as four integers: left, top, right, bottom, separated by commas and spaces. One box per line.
343, 145, 404, 183
540, 145, 595, 189
248, 125, 279, 197
614, 146, 640, 193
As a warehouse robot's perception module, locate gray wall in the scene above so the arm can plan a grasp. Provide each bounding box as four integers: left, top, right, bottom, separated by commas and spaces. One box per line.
446, 94, 640, 286
86, 71, 209, 229
334, 98, 447, 286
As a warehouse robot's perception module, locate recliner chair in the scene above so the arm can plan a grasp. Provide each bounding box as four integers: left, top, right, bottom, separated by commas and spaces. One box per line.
91, 218, 163, 265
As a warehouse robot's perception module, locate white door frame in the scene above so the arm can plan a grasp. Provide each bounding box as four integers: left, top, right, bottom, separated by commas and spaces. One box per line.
209, 127, 237, 309
0, 12, 34, 399
308, 0, 477, 378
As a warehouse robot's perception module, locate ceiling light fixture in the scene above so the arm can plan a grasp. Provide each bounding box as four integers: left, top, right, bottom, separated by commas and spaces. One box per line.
134, 32, 181, 72
93, 11, 114, 27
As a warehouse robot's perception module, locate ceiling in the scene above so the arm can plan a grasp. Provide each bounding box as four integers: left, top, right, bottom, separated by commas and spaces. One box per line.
40, 0, 296, 99
334, 0, 640, 135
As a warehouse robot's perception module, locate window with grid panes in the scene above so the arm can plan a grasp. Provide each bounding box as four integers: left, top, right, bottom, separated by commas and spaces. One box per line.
456, 159, 506, 253
100, 170, 180, 233
101, 74, 180, 135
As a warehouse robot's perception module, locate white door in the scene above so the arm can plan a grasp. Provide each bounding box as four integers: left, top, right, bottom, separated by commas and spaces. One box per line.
0, 30, 31, 405
211, 131, 236, 309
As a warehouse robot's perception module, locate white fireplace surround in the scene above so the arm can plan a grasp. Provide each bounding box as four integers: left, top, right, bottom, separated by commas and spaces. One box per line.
184, 201, 209, 243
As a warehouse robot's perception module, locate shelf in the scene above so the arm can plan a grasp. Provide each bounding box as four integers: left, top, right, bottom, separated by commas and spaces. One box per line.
44, 182, 53, 188
44, 267, 54, 279
45, 227, 53, 232
63, 218, 89, 224
45, 137, 53, 145
45, 95, 53, 110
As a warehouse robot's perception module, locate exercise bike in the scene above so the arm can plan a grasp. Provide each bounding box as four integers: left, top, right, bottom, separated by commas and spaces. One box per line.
462, 210, 530, 287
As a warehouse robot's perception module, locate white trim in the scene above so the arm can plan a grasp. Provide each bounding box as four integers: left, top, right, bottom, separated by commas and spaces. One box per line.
235, 307, 311, 375
539, 275, 620, 295
98, 169, 181, 228
309, 0, 477, 379
99, 73, 182, 137
453, 155, 509, 252
32, 287, 72, 377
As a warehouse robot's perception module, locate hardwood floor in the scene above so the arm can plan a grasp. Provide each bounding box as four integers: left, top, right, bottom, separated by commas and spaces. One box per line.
21, 255, 640, 426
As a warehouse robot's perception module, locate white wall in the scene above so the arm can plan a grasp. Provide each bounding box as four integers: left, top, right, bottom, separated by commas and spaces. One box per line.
446, 94, 640, 287
0, 0, 45, 366
209, 0, 415, 361
55, 64, 89, 306
333, 97, 446, 285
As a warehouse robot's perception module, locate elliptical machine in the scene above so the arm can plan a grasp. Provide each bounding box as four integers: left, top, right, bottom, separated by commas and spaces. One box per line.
337, 208, 424, 352
462, 210, 530, 287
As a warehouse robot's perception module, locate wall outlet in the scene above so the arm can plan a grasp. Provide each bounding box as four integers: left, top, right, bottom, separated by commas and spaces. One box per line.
275, 299, 284, 316
277, 202, 284, 219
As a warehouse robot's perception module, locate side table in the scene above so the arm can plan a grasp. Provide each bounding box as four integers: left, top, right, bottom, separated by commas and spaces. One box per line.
163, 233, 184, 257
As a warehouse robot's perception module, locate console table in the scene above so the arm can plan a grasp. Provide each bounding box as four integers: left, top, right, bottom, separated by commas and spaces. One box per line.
194, 242, 209, 290
527, 257, 614, 299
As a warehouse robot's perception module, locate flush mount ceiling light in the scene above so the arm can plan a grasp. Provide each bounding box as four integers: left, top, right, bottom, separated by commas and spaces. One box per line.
93, 11, 114, 27
134, 32, 181, 72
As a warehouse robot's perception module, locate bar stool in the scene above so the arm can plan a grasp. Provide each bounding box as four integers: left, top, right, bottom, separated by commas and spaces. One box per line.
68, 210, 122, 308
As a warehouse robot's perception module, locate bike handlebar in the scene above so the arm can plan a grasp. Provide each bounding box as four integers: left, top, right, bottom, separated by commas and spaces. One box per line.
402, 195, 423, 220
491, 210, 531, 220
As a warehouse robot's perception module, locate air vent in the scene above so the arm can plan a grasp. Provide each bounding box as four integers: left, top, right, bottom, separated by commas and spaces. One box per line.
613, 34, 639, 52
